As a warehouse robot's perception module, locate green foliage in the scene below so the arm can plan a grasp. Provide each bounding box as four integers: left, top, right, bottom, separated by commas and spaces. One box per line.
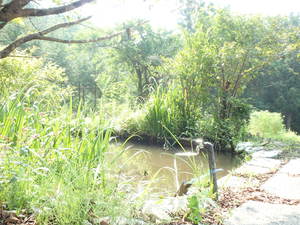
248, 110, 300, 142
122, 85, 201, 138
248, 111, 285, 138
186, 187, 214, 224
142, 88, 184, 137
244, 15, 300, 132
178, 0, 206, 32
280, 130, 300, 143
187, 196, 203, 223
110, 23, 181, 99
201, 98, 252, 149
170, 7, 293, 150
0, 95, 137, 225
0, 55, 71, 110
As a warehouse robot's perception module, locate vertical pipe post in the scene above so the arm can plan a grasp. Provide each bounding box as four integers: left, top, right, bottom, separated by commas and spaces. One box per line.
173, 157, 179, 191
204, 142, 218, 200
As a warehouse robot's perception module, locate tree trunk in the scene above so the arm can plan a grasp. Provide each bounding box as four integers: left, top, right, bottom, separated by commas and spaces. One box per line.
217, 89, 234, 151
285, 113, 292, 130
136, 68, 143, 100
82, 87, 85, 105
94, 83, 97, 109
78, 82, 81, 102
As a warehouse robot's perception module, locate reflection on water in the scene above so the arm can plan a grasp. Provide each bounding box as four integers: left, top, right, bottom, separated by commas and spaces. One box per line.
124, 143, 241, 193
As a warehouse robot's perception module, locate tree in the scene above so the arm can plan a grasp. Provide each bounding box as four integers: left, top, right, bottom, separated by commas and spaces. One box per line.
244, 14, 300, 132
109, 24, 181, 100
0, 0, 128, 59
172, 8, 297, 150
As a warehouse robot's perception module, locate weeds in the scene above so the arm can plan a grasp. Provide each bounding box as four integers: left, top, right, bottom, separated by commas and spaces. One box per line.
0, 94, 137, 225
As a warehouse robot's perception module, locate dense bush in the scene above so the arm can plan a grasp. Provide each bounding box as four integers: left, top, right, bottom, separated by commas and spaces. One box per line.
199, 98, 252, 150
248, 110, 300, 142
0, 55, 71, 110
248, 111, 285, 138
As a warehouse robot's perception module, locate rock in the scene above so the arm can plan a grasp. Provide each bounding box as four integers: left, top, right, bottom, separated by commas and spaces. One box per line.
224, 200, 300, 225
82, 220, 93, 225
246, 158, 281, 168
272, 141, 288, 148
262, 159, 300, 200
235, 142, 253, 153
235, 142, 265, 153
142, 196, 188, 222
142, 205, 172, 222
113, 217, 149, 225
252, 150, 282, 158
235, 158, 281, 175
219, 174, 260, 190
93, 217, 149, 225
280, 159, 300, 175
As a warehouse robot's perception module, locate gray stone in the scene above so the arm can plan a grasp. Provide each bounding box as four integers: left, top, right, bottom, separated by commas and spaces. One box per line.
82, 220, 93, 225
262, 159, 300, 200
235, 142, 254, 153
280, 159, 300, 176
224, 201, 300, 225
114, 217, 149, 225
142, 206, 172, 222
93, 217, 149, 225
247, 158, 281, 168
247, 146, 265, 153
142, 196, 188, 222
235, 158, 281, 175
219, 175, 260, 190
272, 141, 288, 148
235, 142, 266, 153
252, 150, 282, 159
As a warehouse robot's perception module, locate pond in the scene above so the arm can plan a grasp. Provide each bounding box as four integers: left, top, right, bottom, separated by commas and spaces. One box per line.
122, 143, 242, 194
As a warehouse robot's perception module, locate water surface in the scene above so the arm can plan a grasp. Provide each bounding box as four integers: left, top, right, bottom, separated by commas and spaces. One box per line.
124, 143, 241, 193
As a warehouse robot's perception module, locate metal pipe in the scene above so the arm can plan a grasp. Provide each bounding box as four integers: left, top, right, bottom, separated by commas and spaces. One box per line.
204, 142, 218, 200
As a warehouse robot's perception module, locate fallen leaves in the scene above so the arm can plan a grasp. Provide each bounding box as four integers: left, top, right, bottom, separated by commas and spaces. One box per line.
0, 208, 36, 225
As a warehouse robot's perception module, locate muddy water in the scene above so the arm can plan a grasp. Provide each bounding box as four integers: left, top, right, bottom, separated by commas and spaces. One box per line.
125, 143, 242, 193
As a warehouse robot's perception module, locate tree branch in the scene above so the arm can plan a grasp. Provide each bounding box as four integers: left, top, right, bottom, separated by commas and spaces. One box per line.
0, 17, 126, 59
0, 0, 94, 29
37, 32, 123, 44
22, 0, 94, 17
38, 16, 91, 35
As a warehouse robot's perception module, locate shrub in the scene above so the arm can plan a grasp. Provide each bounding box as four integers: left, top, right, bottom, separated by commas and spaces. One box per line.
248, 111, 285, 138
0, 55, 71, 110
248, 110, 300, 143
199, 98, 251, 151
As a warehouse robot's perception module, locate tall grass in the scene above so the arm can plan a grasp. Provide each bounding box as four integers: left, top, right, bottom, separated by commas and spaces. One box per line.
122, 86, 200, 139
0, 94, 137, 224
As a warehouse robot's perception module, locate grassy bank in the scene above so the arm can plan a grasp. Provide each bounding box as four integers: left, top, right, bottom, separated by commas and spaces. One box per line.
0, 95, 143, 225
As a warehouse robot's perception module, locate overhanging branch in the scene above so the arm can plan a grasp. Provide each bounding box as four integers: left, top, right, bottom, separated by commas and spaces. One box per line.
22, 0, 94, 17
0, 17, 127, 59
37, 32, 123, 44
0, 0, 95, 30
